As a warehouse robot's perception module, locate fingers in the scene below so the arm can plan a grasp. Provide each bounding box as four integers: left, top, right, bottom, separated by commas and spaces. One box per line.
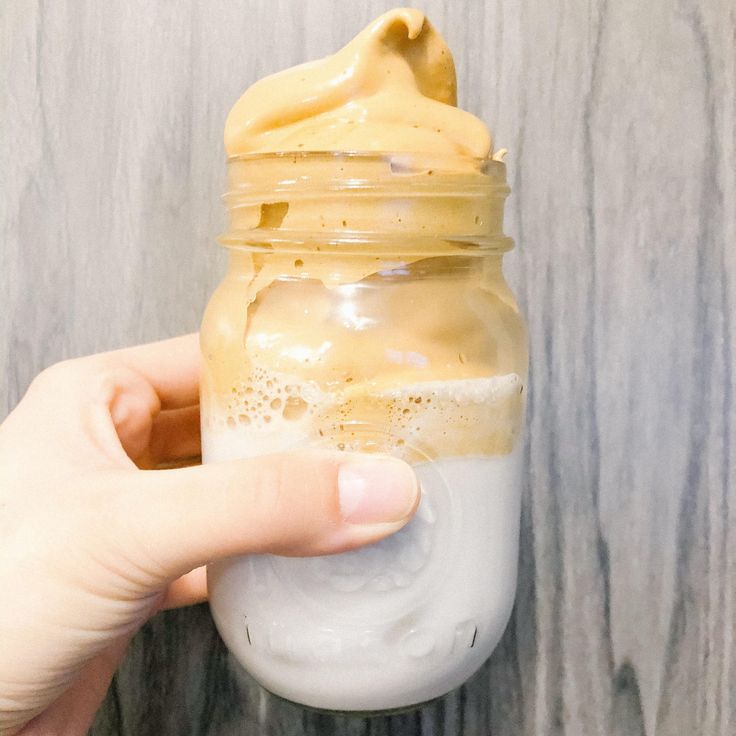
17, 335, 200, 449
159, 567, 208, 610
104, 334, 200, 410
90, 373, 201, 468
99, 337, 202, 465
109, 451, 419, 586
17, 336, 202, 467
147, 405, 201, 466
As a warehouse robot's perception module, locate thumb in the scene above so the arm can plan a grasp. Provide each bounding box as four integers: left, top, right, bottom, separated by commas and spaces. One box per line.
107, 451, 419, 585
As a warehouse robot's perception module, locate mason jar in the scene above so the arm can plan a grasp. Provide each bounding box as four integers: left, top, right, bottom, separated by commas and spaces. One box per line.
200, 151, 527, 713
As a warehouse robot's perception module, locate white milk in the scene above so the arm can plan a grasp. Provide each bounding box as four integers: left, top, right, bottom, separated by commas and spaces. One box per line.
203, 373, 523, 711
206, 455, 521, 710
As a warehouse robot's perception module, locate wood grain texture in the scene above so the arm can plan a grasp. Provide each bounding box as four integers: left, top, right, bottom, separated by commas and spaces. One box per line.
1, 0, 734, 734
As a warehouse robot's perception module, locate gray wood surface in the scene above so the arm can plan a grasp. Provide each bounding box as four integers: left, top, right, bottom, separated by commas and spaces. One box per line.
1, 0, 734, 734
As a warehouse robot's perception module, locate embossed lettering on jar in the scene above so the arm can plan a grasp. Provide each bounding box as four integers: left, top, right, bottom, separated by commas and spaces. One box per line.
201, 151, 528, 713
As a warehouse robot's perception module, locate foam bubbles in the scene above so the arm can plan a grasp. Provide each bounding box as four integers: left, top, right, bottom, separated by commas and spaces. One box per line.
206, 368, 524, 459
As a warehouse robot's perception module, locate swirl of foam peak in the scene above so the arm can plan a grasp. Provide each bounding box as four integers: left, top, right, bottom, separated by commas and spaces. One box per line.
224, 8, 492, 157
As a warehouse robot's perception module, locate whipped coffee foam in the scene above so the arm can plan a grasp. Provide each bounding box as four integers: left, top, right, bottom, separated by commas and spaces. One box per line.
225, 8, 492, 158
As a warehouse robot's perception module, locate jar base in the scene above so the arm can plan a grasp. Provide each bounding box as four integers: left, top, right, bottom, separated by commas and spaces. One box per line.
261, 683, 445, 717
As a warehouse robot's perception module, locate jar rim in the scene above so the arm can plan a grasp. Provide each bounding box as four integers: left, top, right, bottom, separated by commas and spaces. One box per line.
218, 231, 514, 254
221, 150, 511, 253
226, 150, 503, 168
224, 150, 509, 196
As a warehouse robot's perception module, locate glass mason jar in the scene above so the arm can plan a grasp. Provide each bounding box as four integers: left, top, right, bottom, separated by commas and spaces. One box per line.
200, 152, 527, 713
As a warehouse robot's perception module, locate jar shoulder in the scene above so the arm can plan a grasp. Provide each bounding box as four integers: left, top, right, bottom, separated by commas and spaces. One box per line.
201, 262, 527, 388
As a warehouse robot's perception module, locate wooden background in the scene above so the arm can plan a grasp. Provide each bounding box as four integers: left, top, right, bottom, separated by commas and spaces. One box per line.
1, 0, 734, 734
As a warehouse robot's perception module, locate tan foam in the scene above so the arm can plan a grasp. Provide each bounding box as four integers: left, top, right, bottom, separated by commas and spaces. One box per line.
203, 368, 523, 461
225, 9, 491, 158
202, 254, 525, 390
201, 10, 526, 461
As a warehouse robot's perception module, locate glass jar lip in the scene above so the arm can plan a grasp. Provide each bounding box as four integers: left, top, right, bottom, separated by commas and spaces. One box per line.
226, 149, 505, 172
221, 150, 511, 254
219, 231, 514, 254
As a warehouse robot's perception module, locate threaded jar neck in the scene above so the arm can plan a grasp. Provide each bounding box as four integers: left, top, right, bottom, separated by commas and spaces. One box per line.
220, 151, 512, 255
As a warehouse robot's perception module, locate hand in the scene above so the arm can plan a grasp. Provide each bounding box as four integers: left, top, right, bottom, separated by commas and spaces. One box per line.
0, 335, 418, 734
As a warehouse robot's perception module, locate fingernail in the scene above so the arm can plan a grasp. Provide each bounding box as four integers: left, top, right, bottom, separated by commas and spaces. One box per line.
338, 456, 419, 525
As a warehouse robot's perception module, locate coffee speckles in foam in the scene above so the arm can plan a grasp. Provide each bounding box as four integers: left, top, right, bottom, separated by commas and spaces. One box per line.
202, 369, 523, 462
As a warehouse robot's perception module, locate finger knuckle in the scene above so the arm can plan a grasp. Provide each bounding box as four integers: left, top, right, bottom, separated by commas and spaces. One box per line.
29, 358, 80, 391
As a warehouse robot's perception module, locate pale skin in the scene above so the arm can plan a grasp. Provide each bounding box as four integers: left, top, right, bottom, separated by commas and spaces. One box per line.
0, 335, 419, 734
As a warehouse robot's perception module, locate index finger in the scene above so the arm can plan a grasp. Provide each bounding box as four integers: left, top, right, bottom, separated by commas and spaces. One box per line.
104, 334, 201, 410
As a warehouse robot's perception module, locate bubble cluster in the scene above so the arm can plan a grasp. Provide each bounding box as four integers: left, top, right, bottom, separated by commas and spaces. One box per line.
206, 365, 319, 433
208, 367, 524, 458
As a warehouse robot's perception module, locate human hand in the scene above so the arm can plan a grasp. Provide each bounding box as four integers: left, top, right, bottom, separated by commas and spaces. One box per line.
0, 335, 419, 734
